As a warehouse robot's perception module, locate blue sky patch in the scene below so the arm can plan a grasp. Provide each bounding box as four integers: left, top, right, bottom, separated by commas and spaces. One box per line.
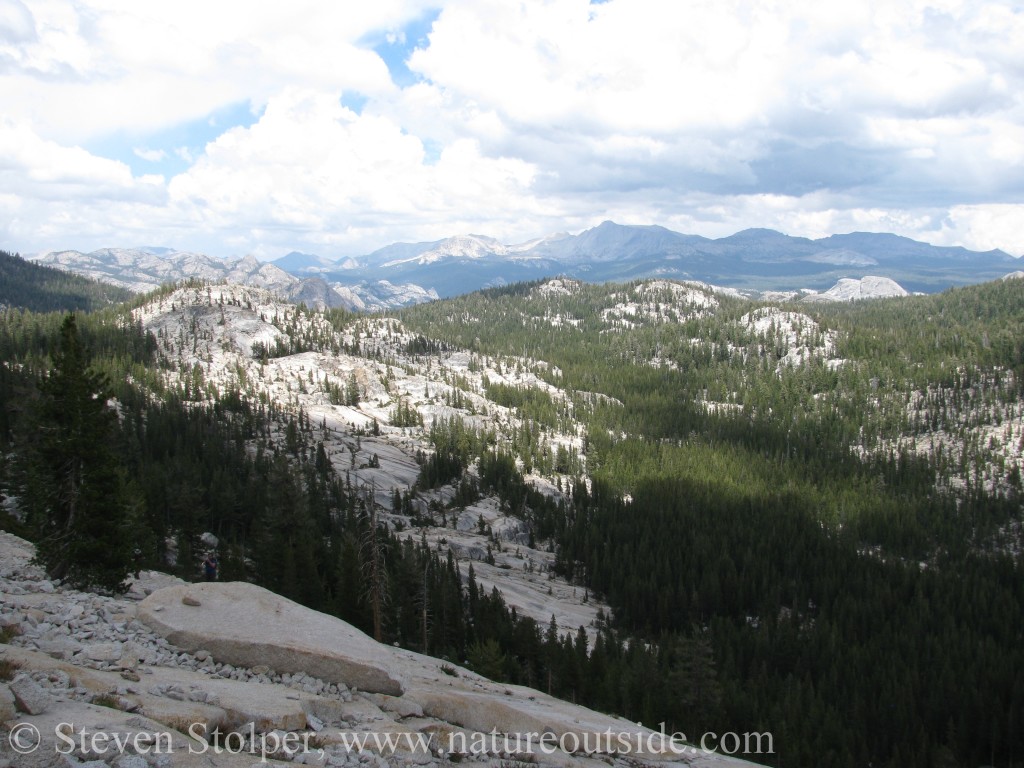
422, 138, 443, 165
367, 10, 441, 89
341, 92, 368, 114
85, 101, 261, 179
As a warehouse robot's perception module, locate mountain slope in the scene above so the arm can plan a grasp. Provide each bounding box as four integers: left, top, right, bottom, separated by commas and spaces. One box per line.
29, 248, 433, 311
30, 223, 1019, 306
4, 271, 1023, 768
0, 249, 131, 312
393, 275, 1024, 768
128, 282, 600, 635
271, 250, 340, 273
325, 223, 1020, 297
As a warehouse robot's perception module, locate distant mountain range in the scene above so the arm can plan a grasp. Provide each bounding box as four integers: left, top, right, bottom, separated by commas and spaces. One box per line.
29, 221, 1019, 306
29, 248, 438, 312
280, 222, 1018, 296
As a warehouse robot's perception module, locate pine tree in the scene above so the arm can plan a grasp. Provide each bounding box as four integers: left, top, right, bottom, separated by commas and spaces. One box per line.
360, 490, 388, 642
669, 631, 723, 733
467, 638, 507, 681
18, 314, 134, 591
253, 455, 324, 607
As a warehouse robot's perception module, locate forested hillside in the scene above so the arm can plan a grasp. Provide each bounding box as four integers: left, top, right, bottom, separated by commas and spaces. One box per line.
1, 275, 1022, 768
396, 277, 1024, 768
0, 303, 545, 665
0, 249, 132, 312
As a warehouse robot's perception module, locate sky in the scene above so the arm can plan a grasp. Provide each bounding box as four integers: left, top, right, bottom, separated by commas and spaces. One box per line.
1, 0, 1023, 259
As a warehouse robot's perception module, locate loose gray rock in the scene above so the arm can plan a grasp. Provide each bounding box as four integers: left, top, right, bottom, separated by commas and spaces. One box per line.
0, 682, 16, 721
84, 641, 123, 662
35, 637, 82, 660
301, 697, 348, 726
9, 673, 54, 715
372, 693, 424, 719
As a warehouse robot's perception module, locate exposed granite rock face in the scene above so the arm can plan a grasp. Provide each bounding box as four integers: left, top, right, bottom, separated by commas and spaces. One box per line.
138, 582, 405, 696
1, 530, 760, 768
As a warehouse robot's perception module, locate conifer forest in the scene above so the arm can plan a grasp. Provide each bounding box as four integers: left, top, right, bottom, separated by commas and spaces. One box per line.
1, 252, 1022, 768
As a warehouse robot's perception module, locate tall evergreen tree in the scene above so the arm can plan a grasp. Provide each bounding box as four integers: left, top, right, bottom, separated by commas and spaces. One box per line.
17, 314, 133, 591
669, 631, 723, 733
360, 491, 388, 642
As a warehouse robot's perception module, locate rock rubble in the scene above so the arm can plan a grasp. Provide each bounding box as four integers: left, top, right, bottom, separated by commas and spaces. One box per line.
1, 531, 755, 768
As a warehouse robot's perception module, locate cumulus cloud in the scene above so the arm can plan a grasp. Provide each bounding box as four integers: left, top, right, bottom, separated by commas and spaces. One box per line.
2, 0, 1023, 257
0, 117, 173, 250
402, 0, 1024, 200
0, 119, 164, 202
133, 147, 166, 162
941, 204, 1024, 256
0, 0, 35, 44
1, 0, 432, 141
164, 89, 545, 252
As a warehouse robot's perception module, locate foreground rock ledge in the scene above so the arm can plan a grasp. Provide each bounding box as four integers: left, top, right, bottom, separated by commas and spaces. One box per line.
138, 582, 404, 696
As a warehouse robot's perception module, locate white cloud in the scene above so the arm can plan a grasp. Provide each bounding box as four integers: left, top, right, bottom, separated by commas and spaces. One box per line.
406, 0, 791, 134
0, 0, 35, 44
384, 0, 1024, 229
1, 0, 437, 141
133, 147, 166, 162
164, 89, 545, 252
2, 0, 1023, 258
0, 119, 163, 201
0, 117, 172, 250
941, 204, 1024, 256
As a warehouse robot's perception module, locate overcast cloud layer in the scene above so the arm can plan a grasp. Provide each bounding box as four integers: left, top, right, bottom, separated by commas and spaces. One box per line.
2, 0, 1022, 258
